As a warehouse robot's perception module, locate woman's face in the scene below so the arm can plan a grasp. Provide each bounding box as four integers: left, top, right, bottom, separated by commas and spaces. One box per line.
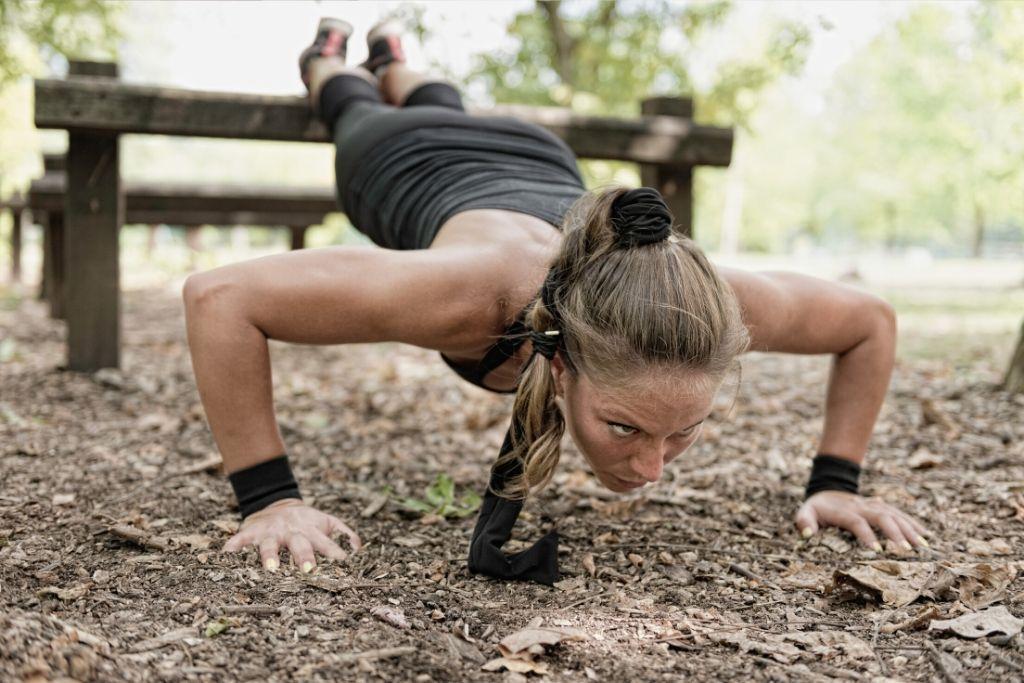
550, 356, 720, 493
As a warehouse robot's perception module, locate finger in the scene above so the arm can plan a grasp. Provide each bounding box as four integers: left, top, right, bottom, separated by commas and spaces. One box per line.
306, 527, 349, 562
259, 537, 281, 571
874, 513, 911, 550
894, 515, 925, 548
223, 531, 250, 553
795, 505, 819, 538
287, 534, 317, 573
900, 512, 930, 539
327, 516, 362, 552
838, 513, 880, 551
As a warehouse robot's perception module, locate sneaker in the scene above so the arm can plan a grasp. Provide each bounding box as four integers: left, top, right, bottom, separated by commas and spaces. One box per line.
299, 18, 355, 88
359, 19, 406, 76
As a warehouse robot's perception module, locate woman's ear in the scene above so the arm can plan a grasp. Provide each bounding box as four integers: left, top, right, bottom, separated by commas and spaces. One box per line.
549, 353, 567, 398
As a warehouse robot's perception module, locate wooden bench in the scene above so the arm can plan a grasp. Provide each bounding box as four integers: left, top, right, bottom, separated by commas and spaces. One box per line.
29, 152, 337, 319
34, 61, 733, 371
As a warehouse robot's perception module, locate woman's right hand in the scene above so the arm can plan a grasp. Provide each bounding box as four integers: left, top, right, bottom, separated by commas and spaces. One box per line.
222, 498, 362, 572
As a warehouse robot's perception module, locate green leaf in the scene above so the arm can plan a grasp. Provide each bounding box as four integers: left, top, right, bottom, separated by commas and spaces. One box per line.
204, 617, 232, 638
424, 473, 455, 507
399, 498, 436, 514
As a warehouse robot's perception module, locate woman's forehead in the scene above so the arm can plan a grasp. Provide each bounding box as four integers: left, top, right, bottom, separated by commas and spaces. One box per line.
577, 367, 719, 414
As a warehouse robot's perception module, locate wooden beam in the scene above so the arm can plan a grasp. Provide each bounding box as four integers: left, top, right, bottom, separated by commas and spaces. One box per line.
640, 96, 694, 237
34, 78, 733, 167
28, 178, 334, 227
64, 131, 122, 370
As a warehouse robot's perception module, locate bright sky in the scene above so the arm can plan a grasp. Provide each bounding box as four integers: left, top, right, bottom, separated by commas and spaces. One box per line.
115, 0, 933, 103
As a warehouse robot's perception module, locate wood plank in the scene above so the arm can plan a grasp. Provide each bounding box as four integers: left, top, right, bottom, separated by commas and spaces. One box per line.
34, 78, 733, 167
29, 175, 337, 215
64, 132, 122, 370
640, 97, 694, 237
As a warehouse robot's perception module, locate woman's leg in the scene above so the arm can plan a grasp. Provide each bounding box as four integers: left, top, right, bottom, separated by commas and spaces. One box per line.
379, 62, 465, 111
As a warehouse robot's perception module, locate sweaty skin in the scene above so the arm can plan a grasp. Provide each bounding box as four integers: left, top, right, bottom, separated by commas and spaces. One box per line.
194, 208, 929, 572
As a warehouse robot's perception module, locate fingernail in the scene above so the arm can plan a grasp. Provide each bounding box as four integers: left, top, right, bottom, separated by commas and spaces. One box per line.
872, 543, 883, 553
801, 527, 813, 539
265, 558, 279, 571
920, 538, 930, 548
901, 541, 912, 551
301, 561, 313, 574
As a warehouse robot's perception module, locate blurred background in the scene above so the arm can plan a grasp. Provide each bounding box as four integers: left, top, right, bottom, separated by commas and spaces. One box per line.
1, 0, 1022, 366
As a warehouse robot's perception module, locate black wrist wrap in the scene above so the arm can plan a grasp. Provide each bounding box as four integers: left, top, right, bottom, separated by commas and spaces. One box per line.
227, 455, 302, 519
804, 454, 861, 499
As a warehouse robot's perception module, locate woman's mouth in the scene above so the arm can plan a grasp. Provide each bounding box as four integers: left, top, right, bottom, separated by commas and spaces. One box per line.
610, 474, 645, 490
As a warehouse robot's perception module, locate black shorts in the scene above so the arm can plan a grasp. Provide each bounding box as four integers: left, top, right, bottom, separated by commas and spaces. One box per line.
320, 74, 586, 250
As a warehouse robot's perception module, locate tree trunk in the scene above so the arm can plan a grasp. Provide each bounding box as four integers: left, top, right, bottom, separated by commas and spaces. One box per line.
971, 199, 985, 259
1004, 318, 1024, 394
538, 0, 576, 87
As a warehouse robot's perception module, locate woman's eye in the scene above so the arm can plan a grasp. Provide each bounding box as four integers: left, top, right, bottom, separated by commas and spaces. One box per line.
609, 423, 637, 437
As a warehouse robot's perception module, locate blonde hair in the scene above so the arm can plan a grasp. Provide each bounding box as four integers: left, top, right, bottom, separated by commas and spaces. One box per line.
495, 185, 751, 499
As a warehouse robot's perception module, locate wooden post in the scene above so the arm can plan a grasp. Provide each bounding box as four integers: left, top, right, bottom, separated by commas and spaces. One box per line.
290, 226, 307, 251
64, 60, 122, 370
640, 96, 695, 238
47, 212, 65, 318
39, 212, 50, 301
10, 203, 23, 283
1005, 318, 1024, 394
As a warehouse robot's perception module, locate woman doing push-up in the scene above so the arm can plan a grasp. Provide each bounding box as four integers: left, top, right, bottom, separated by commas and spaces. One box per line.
183, 18, 928, 584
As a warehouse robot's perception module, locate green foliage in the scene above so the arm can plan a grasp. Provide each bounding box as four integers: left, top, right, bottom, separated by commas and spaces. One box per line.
466, 0, 810, 126
0, 0, 122, 85
803, 1, 1024, 252
400, 473, 481, 519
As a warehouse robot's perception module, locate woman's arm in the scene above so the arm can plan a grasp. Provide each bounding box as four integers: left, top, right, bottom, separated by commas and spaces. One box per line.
183, 243, 508, 568
716, 266, 928, 549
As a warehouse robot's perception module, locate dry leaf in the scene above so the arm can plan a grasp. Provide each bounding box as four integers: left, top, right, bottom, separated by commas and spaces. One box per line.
52, 493, 76, 506
371, 605, 409, 630
907, 446, 943, 469
498, 625, 588, 655
929, 606, 1023, 639
481, 656, 549, 674
780, 562, 828, 590
36, 584, 91, 601
783, 630, 875, 660
582, 553, 596, 577
171, 534, 214, 550
830, 561, 933, 607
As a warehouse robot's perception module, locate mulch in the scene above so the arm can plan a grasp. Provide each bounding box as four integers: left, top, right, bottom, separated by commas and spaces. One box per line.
1, 286, 1022, 682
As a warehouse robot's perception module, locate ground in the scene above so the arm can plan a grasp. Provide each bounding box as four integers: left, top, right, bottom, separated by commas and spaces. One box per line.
1, 268, 1023, 682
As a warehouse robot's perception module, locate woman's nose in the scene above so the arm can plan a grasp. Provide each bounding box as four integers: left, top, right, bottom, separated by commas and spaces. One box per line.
631, 446, 665, 483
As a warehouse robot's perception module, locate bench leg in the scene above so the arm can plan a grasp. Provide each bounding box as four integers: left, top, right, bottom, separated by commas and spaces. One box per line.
10, 207, 23, 283
290, 226, 307, 251
47, 213, 66, 319
65, 133, 122, 371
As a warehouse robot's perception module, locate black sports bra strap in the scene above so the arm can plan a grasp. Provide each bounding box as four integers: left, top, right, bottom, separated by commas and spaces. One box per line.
475, 315, 530, 378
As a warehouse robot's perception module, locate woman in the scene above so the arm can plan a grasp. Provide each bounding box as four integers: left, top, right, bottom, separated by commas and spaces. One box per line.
183, 18, 928, 582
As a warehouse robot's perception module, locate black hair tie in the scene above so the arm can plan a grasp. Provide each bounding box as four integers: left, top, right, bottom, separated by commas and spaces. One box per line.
610, 187, 673, 248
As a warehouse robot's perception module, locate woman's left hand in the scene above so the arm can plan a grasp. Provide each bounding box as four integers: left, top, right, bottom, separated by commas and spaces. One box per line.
795, 491, 930, 551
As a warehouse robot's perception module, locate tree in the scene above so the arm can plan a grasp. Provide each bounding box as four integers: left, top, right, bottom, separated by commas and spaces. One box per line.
0, 0, 121, 86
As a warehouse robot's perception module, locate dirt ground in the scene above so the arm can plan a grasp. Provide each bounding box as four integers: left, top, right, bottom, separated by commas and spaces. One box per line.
1, 285, 1023, 682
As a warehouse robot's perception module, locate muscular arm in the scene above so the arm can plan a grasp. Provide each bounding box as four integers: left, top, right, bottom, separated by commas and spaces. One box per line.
183, 244, 507, 475
716, 266, 897, 464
